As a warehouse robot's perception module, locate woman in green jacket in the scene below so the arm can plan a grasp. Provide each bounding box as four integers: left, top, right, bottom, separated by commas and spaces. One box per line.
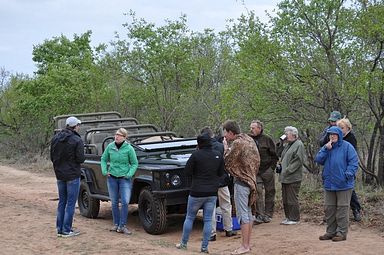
101, 128, 138, 235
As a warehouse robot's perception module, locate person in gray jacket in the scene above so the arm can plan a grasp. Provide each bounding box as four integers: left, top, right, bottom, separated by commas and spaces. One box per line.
278, 126, 305, 225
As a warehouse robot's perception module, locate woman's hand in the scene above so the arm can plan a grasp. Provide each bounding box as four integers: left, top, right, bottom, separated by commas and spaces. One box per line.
325, 140, 333, 150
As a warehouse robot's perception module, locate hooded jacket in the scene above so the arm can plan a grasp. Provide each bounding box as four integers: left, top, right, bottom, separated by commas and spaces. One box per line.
315, 126, 359, 191
50, 128, 85, 181
185, 142, 225, 197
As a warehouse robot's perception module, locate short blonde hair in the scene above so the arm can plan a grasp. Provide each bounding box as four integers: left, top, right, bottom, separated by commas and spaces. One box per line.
116, 128, 128, 138
337, 118, 352, 131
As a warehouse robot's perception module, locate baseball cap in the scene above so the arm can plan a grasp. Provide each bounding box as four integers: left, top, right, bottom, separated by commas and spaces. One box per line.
65, 116, 81, 127
328, 111, 341, 122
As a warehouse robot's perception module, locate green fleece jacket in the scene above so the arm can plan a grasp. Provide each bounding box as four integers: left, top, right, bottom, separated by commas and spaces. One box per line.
101, 141, 138, 178
279, 139, 305, 184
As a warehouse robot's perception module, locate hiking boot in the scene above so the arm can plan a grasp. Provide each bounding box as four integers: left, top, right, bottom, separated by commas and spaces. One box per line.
319, 233, 334, 240
117, 225, 132, 235
110, 225, 119, 232
209, 234, 216, 241
200, 247, 209, 253
60, 230, 80, 238
225, 230, 237, 237
332, 233, 346, 242
176, 243, 187, 250
353, 210, 362, 222
263, 215, 272, 223
254, 215, 264, 225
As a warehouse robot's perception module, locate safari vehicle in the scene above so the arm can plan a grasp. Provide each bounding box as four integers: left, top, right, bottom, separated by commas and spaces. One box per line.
54, 112, 196, 234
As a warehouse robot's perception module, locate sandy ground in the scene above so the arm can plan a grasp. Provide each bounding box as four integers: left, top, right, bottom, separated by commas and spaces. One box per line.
0, 164, 383, 255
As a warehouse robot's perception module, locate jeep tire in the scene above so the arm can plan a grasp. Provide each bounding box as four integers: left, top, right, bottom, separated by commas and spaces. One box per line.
78, 180, 100, 218
138, 187, 167, 235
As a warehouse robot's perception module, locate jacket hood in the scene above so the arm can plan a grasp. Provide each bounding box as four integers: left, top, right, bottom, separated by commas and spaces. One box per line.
326, 126, 343, 146
57, 128, 73, 142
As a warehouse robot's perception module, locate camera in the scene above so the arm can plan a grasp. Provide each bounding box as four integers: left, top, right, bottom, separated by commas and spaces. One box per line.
275, 164, 282, 174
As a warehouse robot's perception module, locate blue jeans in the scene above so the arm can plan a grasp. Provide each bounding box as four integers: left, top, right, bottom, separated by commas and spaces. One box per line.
107, 176, 132, 227
56, 177, 80, 234
181, 195, 217, 250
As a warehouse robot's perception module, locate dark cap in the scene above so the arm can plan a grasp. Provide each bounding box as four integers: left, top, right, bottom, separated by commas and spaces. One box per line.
328, 111, 341, 122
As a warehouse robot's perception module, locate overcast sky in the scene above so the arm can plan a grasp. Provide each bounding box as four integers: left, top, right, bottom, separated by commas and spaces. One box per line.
0, 0, 280, 75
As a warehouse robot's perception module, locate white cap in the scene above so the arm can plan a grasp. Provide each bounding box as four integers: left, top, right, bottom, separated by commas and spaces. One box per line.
65, 116, 81, 127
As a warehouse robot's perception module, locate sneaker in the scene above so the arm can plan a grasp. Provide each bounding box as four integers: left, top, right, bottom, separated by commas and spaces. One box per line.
60, 230, 80, 238
209, 234, 216, 241
280, 219, 288, 225
201, 247, 209, 253
319, 233, 335, 240
117, 226, 132, 235
263, 215, 272, 223
254, 215, 264, 225
176, 243, 187, 250
332, 233, 346, 242
110, 225, 119, 232
282, 220, 299, 225
225, 230, 237, 237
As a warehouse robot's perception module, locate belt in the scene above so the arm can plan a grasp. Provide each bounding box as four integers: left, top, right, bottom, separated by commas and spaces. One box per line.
109, 175, 125, 179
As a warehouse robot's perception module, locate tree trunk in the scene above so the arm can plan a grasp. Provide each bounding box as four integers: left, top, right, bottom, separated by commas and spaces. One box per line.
378, 126, 384, 186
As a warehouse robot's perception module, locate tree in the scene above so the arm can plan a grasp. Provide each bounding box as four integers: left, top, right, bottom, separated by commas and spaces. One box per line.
352, 0, 384, 185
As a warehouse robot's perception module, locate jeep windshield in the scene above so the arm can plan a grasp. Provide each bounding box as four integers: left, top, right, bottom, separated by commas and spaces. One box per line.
133, 138, 197, 151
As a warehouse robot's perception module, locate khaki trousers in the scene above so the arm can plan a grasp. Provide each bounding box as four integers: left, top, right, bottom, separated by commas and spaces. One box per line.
324, 189, 353, 237
211, 186, 233, 233
281, 181, 301, 221
252, 167, 275, 217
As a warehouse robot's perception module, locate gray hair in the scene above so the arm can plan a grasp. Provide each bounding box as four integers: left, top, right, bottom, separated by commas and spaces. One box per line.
284, 126, 299, 138
251, 120, 264, 130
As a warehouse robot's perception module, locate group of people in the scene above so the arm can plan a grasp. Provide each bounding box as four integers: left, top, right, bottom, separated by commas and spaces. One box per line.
176, 120, 307, 254
50, 112, 360, 254
175, 113, 359, 254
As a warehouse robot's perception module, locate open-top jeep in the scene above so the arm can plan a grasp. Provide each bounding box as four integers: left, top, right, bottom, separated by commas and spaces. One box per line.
54, 112, 196, 234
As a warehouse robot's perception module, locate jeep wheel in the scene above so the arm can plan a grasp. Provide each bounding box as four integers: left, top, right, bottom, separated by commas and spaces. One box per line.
78, 180, 100, 218
138, 187, 167, 235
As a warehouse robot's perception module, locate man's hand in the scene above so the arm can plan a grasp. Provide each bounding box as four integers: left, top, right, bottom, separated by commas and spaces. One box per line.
223, 137, 229, 151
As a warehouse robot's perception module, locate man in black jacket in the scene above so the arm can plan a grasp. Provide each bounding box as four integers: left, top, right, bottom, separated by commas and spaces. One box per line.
249, 120, 278, 224
50, 116, 85, 238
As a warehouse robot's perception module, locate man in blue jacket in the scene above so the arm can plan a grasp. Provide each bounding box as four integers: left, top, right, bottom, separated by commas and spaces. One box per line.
315, 126, 358, 242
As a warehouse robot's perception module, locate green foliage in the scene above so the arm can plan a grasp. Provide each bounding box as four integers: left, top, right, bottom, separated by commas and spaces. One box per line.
2, 1, 384, 186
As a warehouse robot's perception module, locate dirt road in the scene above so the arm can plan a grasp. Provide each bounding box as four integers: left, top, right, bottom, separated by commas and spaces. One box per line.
0, 164, 383, 255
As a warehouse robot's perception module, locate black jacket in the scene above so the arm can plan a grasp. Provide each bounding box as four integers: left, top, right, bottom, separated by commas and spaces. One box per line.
343, 131, 357, 150
250, 133, 278, 172
185, 146, 224, 197
50, 128, 85, 181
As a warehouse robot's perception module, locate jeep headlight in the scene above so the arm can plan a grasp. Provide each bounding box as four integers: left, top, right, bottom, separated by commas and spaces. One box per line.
171, 175, 181, 187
